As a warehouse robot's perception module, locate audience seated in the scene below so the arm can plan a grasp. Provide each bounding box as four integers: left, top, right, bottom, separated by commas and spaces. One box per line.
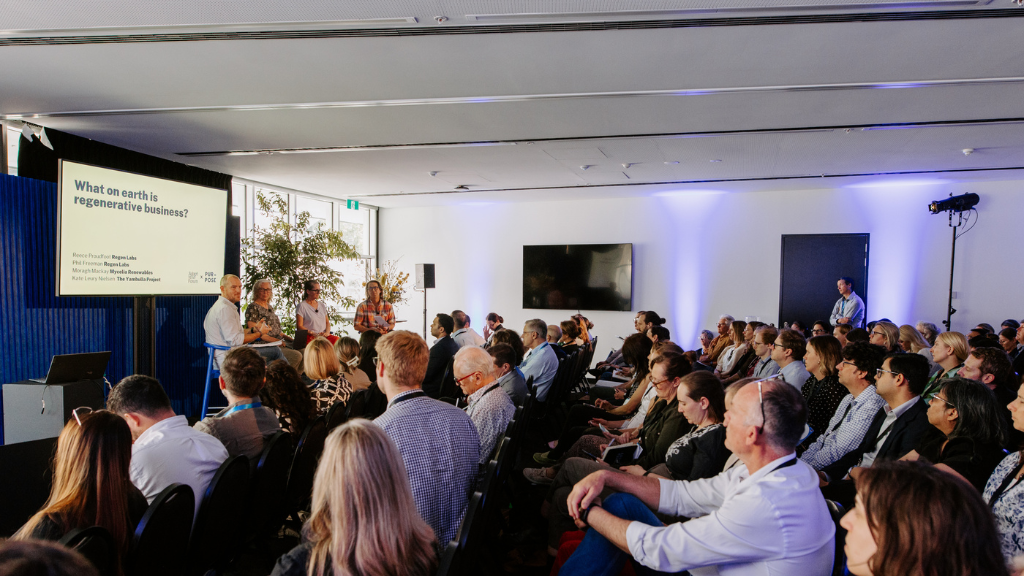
483, 312, 505, 347
985, 376, 1024, 563
245, 278, 303, 370
800, 335, 847, 448
898, 324, 939, 373
520, 319, 560, 402
916, 321, 941, 346
271, 420, 437, 576
14, 410, 148, 570
263, 360, 318, 440
333, 336, 371, 391
296, 280, 340, 344
833, 322, 852, 347
713, 320, 746, 376
819, 353, 932, 507
489, 343, 528, 406
773, 328, 812, 389
357, 329, 383, 384
590, 311, 647, 376
559, 320, 583, 354
800, 342, 887, 471
868, 321, 901, 354
846, 327, 870, 345
721, 321, 763, 382
558, 379, 834, 575
750, 325, 781, 379
490, 328, 526, 366
548, 324, 569, 361
194, 347, 282, 459
0, 539, 99, 576
901, 376, 1007, 491
588, 334, 653, 405
961, 346, 1022, 446
304, 336, 352, 414
423, 312, 460, 398
107, 374, 229, 517
1013, 323, 1024, 377
454, 346, 516, 465
922, 331, 969, 399
451, 310, 486, 348
811, 320, 830, 338
699, 315, 733, 364
999, 327, 1020, 359
645, 324, 670, 344
372, 331, 480, 549
843, 460, 1009, 576
205, 273, 284, 367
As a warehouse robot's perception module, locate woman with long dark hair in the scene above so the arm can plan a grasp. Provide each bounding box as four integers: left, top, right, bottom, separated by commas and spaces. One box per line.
263, 360, 318, 439
15, 410, 148, 574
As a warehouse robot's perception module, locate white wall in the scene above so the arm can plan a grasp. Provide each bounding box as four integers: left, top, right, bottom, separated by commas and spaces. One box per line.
379, 178, 1024, 351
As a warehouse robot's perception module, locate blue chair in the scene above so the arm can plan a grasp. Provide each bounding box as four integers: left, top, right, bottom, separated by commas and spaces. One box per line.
201, 343, 231, 419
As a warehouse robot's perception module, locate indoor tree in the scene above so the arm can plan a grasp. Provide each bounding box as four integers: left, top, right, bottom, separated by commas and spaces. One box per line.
241, 191, 359, 334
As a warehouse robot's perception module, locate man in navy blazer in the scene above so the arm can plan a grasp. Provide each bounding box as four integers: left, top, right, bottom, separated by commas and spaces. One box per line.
423, 313, 460, 398
820, 353, 933, 508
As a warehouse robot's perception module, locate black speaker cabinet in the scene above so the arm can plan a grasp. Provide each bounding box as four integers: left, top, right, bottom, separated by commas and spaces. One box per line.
415, 264, 435, 289
2, 380, 105, 444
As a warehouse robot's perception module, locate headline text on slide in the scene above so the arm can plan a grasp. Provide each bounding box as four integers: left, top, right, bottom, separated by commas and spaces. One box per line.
73, 179, 191, 218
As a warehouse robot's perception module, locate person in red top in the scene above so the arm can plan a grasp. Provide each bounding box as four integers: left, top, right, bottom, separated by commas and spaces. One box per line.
354, 280, 396, 334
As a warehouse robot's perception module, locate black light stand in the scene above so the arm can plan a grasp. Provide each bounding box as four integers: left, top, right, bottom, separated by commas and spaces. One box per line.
929, 193, 979, 332
942, 214, 959, 332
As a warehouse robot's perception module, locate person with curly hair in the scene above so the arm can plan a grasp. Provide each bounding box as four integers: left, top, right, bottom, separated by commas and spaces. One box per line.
263, 360, 318, 439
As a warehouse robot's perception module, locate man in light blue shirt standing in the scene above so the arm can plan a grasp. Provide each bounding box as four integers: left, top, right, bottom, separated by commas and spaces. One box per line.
520, 319, 559, 402
830, 276, 865, 328
773, 329, 812, 390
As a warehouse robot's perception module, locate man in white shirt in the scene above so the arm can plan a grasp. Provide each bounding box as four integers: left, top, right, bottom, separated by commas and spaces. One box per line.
451, 310, 486, 348
559, 379, 835, 575
107, 374, 229, 518
204, 274, 284, 368
772, 329, 811, 390
520, 318, 560, 402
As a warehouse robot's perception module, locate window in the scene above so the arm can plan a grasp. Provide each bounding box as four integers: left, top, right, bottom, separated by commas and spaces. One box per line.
5, 125, 20, 176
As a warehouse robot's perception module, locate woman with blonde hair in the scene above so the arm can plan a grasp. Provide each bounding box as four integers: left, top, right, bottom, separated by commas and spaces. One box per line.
899, 324, 939, 374
305, 336, 352, 414
922, 331, 969, 399
15, 410, 148, 574
333, 336, 371, 391
272, 419, 437, 576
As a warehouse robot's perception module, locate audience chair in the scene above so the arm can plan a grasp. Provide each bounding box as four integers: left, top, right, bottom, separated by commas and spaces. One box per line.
438, 356, 459, 400
245, 431, 293, 542
58, 525, 117, 576
187, 455, 250, 576
434, 540, 460, 576
325, 401, 348, 431
285, 416, 328, 520
200, 343, 231, 419
826, 499, 847, 576
126, 483, 195, 576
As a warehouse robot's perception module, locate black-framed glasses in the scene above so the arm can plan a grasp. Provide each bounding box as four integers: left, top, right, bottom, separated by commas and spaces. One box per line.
876, 367, 900, 377
840, 360, 857, 369
812, 329, 827, 335
72, 406, 93, 426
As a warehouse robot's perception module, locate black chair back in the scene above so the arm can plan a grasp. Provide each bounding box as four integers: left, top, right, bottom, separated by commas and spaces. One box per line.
187, 455, 250, 575
58, 526, 117, 576
246, 431, 293, 541
126, 483, 195, 576
826, 499, 847, 576
438, 356, 459, 400
435, 540, 459, 576
456, 491, 486, 572
325, 401, 348, 430
286, 416, 328, 512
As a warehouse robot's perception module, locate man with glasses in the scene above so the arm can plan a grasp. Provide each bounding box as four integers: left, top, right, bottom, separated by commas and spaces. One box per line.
800, 342, 887, 471
750, 326, 780, 379
245, 279, 303, 370
454, 347, 514, 467
521, 318, 559, 402
204, 274, 285, 368
819, 353, 931, 508
558, 379, 835, 575
772, 329, 811, 390
353, 279, 395, 334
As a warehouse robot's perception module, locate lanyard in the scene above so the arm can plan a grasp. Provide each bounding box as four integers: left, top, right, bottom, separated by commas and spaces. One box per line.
224, 401, 262, 416
389, 390, 426, 408
989, 457, 1024, 508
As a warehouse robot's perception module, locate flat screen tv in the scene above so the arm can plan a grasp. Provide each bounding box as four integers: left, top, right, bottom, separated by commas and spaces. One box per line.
523, 244, 632, 311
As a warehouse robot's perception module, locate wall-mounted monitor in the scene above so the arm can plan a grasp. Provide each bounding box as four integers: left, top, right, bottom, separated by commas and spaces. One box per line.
57, 160, 228, 296
523, 243, 632, 311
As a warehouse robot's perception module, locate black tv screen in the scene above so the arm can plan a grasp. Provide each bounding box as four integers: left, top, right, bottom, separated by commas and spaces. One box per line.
523, 244, 633, 311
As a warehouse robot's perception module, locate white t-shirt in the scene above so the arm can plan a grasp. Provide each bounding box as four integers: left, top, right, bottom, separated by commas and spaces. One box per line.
296, 300, 328, 334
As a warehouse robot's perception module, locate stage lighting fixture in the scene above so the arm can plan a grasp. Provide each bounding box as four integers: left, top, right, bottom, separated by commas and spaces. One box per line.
928, 193, 979, 214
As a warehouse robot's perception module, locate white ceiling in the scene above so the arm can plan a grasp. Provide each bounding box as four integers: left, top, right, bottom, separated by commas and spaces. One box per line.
2, 1, 1023, 206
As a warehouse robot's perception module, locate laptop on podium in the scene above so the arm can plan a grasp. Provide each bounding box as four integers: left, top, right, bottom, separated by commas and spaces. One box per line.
29, 352, 112, 384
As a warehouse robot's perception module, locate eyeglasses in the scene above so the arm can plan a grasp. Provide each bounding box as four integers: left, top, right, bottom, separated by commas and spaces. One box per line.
649, 377, 671, 388
756, 379, 767, 432
455, 371, 481, 384
372, 357, 380, 368
871, 331, 885, 337
72, 406, 93, 426
875, 367, 900, 377
840, 360, 857, 369
308, 289, 321, 293
929, 395, 957, 409
812, 329, 827, 335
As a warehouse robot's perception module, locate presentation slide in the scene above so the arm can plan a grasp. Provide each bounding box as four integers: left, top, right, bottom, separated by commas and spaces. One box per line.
57, 160, 228, 296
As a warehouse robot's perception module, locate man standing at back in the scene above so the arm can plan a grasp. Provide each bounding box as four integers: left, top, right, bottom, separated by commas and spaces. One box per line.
194, 347, 282, 460
521, 319, 560, 402
830, 276, 865, 328
423, 313, 460, 398
108, 375, 228, 518
451, 310, 486, 348
373, 331, 480, 548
